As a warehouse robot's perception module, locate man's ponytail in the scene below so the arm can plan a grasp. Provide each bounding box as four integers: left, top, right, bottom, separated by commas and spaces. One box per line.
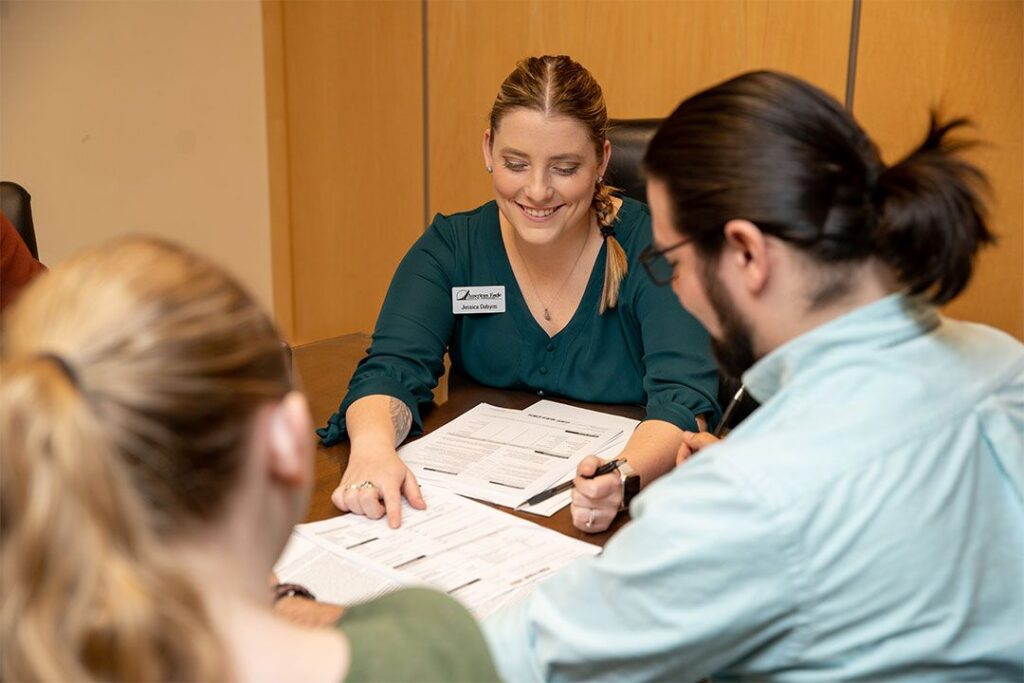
873, 115, 995, 304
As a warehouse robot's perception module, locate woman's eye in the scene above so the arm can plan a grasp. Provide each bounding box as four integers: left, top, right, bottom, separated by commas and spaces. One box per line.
503, 160, 527, 172
553, 166, 579, 176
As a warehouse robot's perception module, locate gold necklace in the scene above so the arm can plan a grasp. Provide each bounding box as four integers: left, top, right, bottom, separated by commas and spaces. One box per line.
513, 229, 590, 322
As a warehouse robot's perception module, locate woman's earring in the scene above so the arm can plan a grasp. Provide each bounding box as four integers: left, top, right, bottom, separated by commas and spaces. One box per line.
597, 175, 604, 184
486, 165, 493, 174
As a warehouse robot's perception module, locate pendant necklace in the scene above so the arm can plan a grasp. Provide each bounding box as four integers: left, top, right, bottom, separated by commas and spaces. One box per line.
513, 229, 590, 322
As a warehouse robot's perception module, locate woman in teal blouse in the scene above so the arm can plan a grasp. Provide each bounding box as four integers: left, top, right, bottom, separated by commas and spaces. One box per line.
321, 55, 719, 532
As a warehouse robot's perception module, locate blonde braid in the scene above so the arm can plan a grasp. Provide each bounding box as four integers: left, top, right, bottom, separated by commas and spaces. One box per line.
595, 178, 628, 314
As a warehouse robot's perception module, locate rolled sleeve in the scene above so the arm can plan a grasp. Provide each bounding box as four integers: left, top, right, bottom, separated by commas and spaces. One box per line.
628, 254, 720, 431
318, 217, 459, 446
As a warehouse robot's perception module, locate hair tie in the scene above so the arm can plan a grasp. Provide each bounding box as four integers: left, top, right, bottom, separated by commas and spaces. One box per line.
38, 353, 79, 387
600, 224, 616, 240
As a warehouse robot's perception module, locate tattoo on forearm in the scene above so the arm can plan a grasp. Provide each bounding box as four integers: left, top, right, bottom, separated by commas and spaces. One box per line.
388, 397, 412, 447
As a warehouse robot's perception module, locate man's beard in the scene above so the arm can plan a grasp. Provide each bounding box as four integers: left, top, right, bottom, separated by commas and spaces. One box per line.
699, 260, 758, 380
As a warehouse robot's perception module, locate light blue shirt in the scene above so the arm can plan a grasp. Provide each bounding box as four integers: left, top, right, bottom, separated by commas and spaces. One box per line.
485, 295, 1024, 681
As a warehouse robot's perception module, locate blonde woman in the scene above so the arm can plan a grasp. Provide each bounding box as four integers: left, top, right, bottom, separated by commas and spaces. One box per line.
322, 55, 720, 531
0, 237, 498, 682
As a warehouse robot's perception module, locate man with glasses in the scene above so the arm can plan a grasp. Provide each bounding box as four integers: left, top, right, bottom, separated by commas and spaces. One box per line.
483, 71, 1023, 682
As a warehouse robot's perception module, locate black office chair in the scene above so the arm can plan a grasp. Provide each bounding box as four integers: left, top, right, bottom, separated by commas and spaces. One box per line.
605, 118, 662, 203
606, 119, 758, 430
1, 181, 39, 259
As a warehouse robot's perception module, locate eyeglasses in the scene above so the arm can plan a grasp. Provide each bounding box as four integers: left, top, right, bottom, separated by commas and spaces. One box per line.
639, 237, 692, 286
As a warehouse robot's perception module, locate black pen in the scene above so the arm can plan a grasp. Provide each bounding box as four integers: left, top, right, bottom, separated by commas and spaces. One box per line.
517, 457, 627, 510
714, 385, 746, 438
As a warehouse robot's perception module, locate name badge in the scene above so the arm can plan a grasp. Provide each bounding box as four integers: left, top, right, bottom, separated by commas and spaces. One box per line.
452, 286, 506, 314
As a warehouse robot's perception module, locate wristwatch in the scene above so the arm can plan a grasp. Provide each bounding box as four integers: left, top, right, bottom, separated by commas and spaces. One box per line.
619, 461, 641, 511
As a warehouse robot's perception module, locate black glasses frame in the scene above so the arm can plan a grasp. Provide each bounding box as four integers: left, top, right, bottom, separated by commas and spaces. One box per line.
639, 237, 692, 286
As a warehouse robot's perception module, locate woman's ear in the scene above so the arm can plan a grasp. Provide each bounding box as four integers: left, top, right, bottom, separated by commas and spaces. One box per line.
482, 129, 494, 172
598, 138, 612, 178
267, 391, 314, 489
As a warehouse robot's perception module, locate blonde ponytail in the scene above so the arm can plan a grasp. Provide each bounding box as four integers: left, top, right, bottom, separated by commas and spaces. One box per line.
594, 178, 628, 314
1, 357, 230, 682
1, 236, 291, 682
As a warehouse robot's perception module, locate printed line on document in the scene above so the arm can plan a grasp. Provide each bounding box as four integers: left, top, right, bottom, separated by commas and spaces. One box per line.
393, 554, 427, 570
565, 429, 599, 437
423, 466, 458, 475
447, 578, 482, 595
534, 449, 570, 459
489, 480, 526, 490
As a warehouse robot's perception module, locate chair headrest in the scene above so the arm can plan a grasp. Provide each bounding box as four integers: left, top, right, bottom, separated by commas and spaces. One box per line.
605, 118, 662, 204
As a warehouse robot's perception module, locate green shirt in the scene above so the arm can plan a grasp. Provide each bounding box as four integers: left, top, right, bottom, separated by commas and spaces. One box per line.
338, 587, 499, 682
318, 198, 719, 446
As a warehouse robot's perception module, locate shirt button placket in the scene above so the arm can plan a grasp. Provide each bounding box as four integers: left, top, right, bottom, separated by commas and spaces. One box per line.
537, 342, 554, 395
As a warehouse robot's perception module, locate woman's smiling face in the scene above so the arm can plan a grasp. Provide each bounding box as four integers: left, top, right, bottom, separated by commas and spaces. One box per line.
484, 108, 610, 246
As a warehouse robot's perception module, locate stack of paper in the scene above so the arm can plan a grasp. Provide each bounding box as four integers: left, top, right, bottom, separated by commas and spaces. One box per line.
397, 400, 639, 514
275, 486, 600, 618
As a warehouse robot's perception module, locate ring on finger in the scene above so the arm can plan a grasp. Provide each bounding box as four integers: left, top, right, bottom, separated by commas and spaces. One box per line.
585, 507, 595, 529
343, 480, 376, 492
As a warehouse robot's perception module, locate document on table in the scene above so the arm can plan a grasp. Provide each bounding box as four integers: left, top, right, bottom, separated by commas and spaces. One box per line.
398, 399, 640, 509
274, 486, 600, 618
516, 433, 629, 516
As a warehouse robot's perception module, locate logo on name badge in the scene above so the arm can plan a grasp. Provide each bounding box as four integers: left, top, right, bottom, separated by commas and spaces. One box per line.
452, 286, 506, 314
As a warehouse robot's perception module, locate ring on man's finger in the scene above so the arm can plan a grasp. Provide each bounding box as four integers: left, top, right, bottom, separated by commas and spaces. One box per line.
585, 507, 595, 529
343, 480, 377, 492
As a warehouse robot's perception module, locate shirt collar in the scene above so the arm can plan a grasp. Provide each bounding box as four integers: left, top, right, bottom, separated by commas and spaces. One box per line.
742, 294, 941, 403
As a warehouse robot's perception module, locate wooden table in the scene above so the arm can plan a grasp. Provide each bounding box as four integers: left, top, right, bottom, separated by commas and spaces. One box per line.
293, 333, 640, 546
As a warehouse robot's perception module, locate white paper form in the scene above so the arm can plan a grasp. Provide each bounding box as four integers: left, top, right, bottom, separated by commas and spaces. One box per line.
276, 486, 600, 618
518, 431, 633, 516
398, 402, 632, 507
274, 533, 403, 605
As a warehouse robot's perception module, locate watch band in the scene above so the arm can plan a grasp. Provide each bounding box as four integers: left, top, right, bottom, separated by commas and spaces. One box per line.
619, 461, 641, 511
273, 582, 317, 603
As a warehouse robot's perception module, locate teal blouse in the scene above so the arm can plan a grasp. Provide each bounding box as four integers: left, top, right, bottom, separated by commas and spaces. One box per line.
318, 198, 719, 446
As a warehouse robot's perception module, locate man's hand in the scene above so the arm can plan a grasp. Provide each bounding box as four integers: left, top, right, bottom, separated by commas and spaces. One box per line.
570, 455, 622, 533
675, 430, 721, 466
331, 444, 425, 528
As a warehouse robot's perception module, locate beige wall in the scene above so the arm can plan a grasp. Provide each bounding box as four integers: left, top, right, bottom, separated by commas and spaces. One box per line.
0, 0, 274, 311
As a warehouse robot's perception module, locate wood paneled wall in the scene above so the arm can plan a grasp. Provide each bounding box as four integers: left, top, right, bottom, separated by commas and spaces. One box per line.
266, 0, 1022, 342
428, 0, 853, 216
854, 0, 1023, 339
264, 0, 424, 344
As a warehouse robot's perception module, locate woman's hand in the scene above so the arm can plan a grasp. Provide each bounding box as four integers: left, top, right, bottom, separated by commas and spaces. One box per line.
569, 455, 622, 533
331, 442, 425, 528
675, 430, 721, 466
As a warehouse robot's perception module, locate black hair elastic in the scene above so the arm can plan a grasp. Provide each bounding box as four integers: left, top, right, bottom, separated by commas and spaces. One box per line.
600, 224, 617, 240
38, 353, 79, 387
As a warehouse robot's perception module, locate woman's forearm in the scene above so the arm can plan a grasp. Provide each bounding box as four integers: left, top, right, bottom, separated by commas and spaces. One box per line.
345, 394, 413, 451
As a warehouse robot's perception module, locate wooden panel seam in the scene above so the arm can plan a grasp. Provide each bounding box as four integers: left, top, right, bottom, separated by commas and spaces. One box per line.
261, 0, 296, 340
